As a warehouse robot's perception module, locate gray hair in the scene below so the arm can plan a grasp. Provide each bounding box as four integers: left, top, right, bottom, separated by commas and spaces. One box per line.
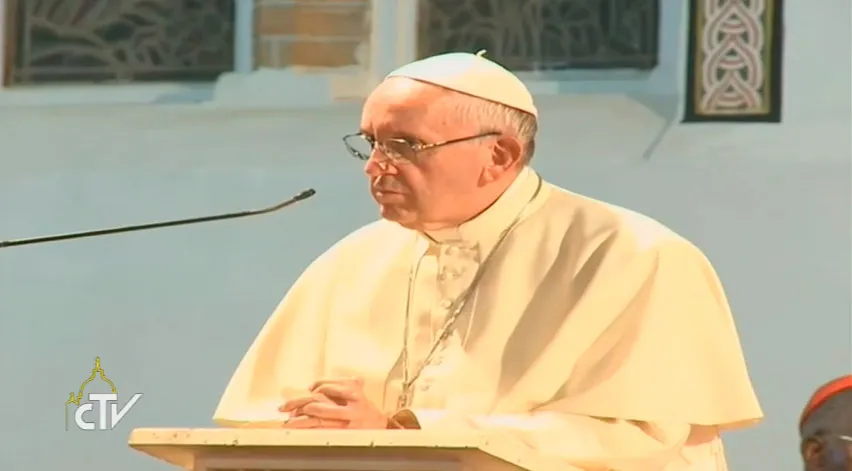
442, 92, 539, 162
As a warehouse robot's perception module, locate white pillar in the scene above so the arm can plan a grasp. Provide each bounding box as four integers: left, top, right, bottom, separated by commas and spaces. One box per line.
369, 0, 418, 85
395, 0, 418, 66
233, 0, 255, 73
0, 0, 6, 87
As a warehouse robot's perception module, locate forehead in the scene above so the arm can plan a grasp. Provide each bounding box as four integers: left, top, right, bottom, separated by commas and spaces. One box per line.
360, 78, 445, 132
802, 392, 852, 439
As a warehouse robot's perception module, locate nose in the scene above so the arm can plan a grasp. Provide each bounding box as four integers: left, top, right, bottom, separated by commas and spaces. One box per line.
363, 151, 396, 177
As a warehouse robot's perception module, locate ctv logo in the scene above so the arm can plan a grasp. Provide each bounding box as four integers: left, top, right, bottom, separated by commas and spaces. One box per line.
64, 357, 142, 431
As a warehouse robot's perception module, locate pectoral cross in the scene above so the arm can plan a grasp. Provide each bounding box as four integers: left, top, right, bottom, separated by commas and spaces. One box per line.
396, 386, 411, 410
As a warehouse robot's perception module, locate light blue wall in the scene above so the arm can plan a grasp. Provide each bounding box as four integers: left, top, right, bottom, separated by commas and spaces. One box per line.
0, 2, 849, 471
2, 103, 848, 471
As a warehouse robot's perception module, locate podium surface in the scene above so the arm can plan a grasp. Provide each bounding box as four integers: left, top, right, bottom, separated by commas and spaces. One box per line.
129, 428, 551, 471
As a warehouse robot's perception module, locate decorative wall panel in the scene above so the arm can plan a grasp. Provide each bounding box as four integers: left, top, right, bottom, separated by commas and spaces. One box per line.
7, 0, 235, 84
683, 0, 784, 122
417, 0, 660, 71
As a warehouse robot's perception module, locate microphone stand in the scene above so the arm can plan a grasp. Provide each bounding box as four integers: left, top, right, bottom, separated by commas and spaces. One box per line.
0, 188, 316, 249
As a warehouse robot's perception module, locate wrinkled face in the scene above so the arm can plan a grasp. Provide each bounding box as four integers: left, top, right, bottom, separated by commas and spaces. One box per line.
358, 78, 521, 230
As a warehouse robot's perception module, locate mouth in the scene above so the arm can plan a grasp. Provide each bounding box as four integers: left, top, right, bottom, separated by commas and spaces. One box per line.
372, 189, 405, 201
372, 186, 404, 194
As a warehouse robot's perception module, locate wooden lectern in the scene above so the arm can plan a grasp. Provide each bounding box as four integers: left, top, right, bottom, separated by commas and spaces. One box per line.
129, 428, 553, 471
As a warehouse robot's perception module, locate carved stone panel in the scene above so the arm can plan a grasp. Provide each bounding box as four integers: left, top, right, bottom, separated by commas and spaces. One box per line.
417, 0, 660, 70
7, 0, 235, 84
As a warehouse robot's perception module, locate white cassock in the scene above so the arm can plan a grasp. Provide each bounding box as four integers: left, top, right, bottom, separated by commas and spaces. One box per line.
213, 166, 763, 471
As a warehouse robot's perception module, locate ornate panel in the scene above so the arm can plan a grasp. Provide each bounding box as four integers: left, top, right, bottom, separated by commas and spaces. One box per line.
417, 0, 660, 71
7, 0, 236, 85
683, 0, 784, 122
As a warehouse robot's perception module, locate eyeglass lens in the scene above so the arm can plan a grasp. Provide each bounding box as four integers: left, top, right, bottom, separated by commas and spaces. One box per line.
346, 135, 416, 161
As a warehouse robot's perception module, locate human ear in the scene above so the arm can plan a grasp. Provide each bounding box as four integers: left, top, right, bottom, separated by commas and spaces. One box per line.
481, 137, 523, 183
801, 437, 823, 469
491, 137, 522, 168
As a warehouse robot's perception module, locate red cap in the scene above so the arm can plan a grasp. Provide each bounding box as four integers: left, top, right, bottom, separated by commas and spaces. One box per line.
800, 375, 852, 430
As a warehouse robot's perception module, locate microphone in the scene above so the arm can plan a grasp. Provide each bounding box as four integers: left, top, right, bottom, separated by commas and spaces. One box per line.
0, 188, 316, 249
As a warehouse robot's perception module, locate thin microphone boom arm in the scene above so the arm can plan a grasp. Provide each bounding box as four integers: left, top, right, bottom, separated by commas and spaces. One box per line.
0, 188, 316, 249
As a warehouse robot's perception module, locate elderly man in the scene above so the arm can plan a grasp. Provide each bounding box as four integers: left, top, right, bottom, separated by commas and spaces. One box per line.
214, 52, 763, 470
800, 375, 852, 470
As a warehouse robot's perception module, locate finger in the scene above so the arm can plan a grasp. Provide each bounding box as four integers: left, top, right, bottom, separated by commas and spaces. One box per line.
298, 401, 352, 421
279, 396, 315, 413
281, 416, 349, 429
312, 384, 361, 403
321, 419, 350, 429
281, 415, 322, 429
279, 394, 330, 413
309, 377, 364, 391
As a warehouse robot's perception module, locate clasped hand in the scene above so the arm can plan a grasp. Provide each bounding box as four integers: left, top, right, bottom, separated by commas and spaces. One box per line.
278, 378, 388, 429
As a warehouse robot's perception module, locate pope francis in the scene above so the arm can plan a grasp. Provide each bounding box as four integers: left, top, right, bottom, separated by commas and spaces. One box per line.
213, 52, 763, 470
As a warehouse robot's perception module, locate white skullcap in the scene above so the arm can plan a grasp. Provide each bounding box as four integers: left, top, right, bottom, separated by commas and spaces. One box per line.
385, 50, 538, 118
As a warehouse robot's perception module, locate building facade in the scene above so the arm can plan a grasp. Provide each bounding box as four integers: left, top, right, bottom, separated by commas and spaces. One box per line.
0, 0, 784, 122
2, 3, 851, 471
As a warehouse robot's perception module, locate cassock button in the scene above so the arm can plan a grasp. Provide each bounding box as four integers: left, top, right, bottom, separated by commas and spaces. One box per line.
439, 298, 452, 309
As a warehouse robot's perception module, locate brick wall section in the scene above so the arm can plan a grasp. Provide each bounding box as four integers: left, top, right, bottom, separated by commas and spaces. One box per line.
255, 0, 371, 68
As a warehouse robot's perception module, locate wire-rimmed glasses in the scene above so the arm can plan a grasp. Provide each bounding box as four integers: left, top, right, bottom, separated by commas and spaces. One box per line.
342, 131, 500, 163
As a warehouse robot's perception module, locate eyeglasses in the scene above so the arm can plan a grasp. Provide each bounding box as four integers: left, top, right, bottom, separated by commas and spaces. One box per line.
342, 131, 500, 163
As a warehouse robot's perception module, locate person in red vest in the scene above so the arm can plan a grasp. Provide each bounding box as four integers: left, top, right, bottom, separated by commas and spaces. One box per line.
801, 375, 852, 470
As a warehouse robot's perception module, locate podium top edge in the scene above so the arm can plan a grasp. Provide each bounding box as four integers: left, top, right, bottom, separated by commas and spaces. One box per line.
129, 427, 494, 449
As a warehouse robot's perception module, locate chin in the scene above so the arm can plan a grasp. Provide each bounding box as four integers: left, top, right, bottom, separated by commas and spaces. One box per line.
376, 203, 416, 227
